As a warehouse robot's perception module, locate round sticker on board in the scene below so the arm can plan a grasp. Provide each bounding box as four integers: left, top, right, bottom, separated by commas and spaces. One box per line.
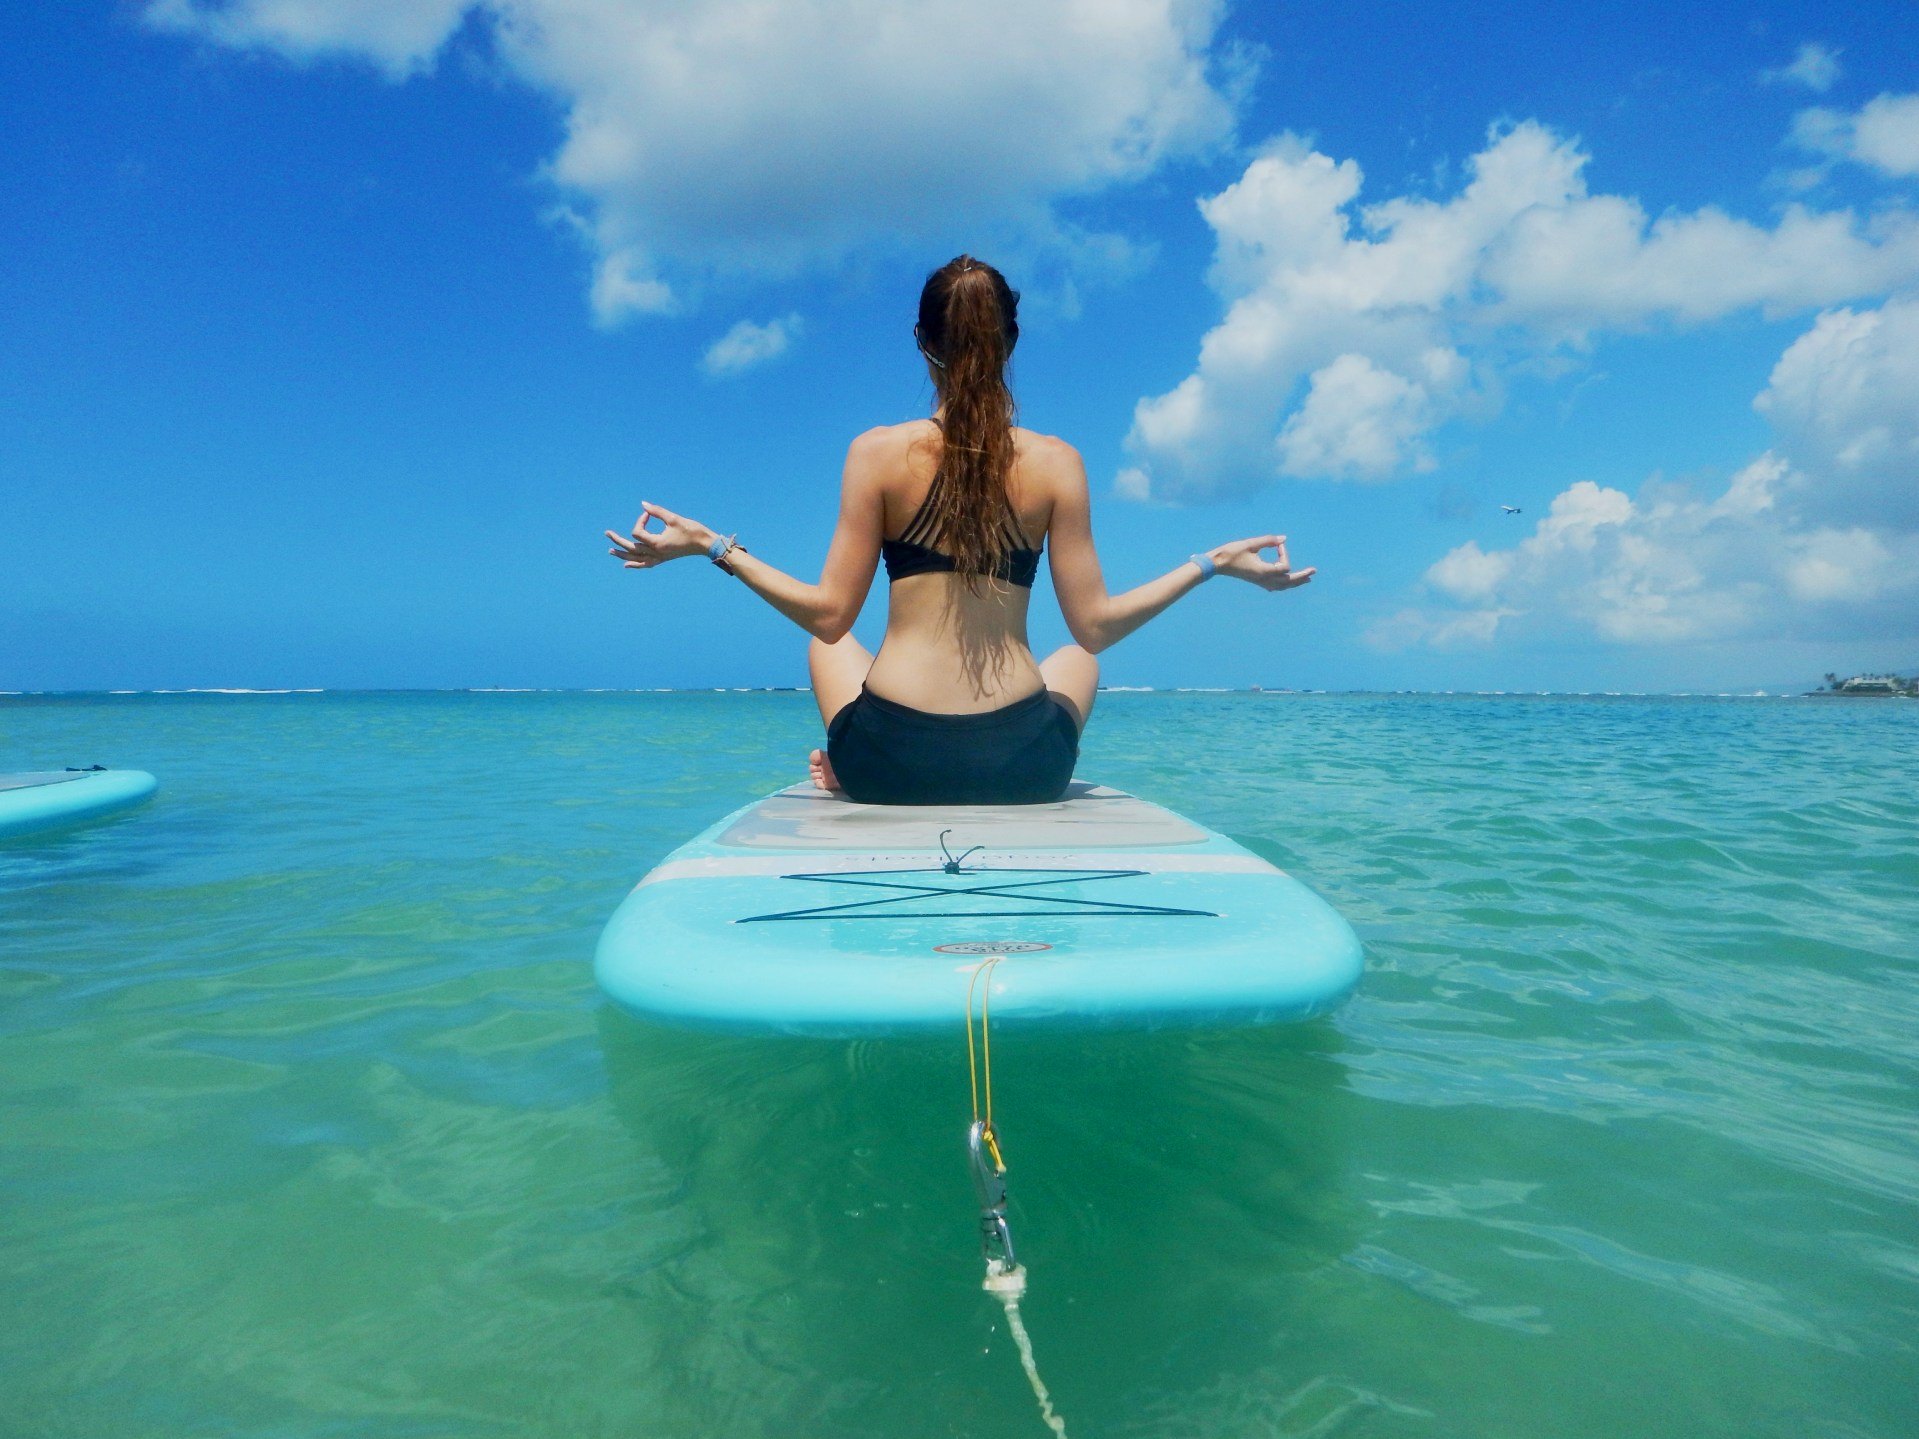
933, 940, 1053, 955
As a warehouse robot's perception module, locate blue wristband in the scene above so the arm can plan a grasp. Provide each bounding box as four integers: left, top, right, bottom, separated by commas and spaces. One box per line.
1189, 552, 1217, 581
707, 534, 730, 562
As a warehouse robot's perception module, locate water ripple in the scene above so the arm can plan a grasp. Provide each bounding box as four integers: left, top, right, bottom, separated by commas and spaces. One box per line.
2, 691, 1914, 1437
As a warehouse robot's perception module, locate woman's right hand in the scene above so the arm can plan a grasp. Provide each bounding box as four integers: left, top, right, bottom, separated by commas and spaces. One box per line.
605, 502, 719, 569
1210, 536, 1315, 591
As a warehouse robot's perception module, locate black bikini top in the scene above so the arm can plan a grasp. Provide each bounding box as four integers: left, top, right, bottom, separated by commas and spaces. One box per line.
881, 472, 1043, 588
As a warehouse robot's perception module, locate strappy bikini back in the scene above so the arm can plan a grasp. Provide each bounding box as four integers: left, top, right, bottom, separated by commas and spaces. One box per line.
882, 470, 1043, 587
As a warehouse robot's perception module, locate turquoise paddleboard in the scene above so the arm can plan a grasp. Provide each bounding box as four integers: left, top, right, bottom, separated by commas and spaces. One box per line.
596, 782, 1362, 1034
0, 769, 158, 840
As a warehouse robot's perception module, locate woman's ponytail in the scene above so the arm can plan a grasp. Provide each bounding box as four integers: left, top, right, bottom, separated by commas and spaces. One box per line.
915, 256, 1021, 590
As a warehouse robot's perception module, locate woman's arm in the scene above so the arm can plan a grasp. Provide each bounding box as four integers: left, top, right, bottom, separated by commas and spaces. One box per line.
1046, 442, 1314, 654
605, 433, 886, 642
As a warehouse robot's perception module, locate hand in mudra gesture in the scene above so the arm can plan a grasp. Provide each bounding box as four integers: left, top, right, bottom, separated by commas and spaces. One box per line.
605, 502, 717, 569
1213, 535, 1316, 591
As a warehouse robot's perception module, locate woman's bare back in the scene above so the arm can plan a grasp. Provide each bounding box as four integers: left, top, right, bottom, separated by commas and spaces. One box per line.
861, 419, 1062, 713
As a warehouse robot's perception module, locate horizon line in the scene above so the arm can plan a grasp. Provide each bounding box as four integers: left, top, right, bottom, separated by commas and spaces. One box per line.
0, 686, 1865, 700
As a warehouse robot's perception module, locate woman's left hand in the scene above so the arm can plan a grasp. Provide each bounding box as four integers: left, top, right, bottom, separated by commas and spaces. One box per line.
605, 502, 718, 569
1212, 534, 1316, 591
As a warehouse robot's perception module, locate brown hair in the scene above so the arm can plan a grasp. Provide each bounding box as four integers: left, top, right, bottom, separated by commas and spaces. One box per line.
914, 255, 1021, 590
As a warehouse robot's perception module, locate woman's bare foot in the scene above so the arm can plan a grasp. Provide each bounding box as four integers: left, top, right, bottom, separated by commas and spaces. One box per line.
809, 748, 841, 791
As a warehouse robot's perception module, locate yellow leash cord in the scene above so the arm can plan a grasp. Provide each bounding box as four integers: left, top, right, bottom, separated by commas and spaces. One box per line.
964, 956, 1069, 1437
966, 956, 1007, 1170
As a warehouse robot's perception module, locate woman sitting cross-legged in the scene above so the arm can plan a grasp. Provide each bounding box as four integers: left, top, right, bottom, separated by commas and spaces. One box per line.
606, 254, 1315, 806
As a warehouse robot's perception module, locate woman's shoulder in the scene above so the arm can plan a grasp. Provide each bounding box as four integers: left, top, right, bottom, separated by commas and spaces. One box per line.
844, 421, 1084, 494
849, 418, 940, 455
1013, 426, 1078, 460
840, 421, 940, 491
1013, 428, 1086, 491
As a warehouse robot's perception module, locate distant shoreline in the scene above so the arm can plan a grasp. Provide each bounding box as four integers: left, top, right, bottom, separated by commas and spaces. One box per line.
4, 687, 1895, 702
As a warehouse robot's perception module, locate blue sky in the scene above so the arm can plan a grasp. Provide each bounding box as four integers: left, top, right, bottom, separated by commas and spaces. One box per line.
4, 1, 1916, 691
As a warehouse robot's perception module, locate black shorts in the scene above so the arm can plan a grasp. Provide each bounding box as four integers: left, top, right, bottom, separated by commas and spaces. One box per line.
826, 686, 1081, 806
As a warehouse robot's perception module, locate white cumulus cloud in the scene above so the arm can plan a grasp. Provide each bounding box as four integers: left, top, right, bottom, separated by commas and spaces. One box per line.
701, 313, 802, 377
1760, 42, 1841, 93
1364, 605, 1514, 651
1380, 460, 1896, 649
1274, 349, 1466, 480
1380, 290, 1919, 652
1424, 538, 1514, 605
1122, 121, 1919, 501
147, 0, 1243, 325
1783, 526, 1893, 603
146, 0, 471, 76
1756, 292, 1919, 529
1792, 93, 1919, 181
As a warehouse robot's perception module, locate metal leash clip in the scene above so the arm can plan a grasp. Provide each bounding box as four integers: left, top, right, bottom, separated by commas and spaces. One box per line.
968, 1119, 1017, 1270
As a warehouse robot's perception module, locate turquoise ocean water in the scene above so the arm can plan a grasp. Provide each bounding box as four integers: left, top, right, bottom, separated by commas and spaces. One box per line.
2, 691, 1915, 1438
